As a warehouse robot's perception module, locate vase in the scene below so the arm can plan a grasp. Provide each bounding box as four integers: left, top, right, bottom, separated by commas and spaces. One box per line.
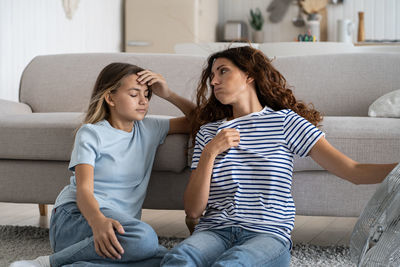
252, 30, 264, 43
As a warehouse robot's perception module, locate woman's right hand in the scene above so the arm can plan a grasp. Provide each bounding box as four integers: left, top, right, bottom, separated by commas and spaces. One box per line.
184, 128, 240, 218
204, 128, 240, 157
90, 216, 125, 260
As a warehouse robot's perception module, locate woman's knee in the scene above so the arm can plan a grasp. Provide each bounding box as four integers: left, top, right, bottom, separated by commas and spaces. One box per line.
162, 242, 210, 267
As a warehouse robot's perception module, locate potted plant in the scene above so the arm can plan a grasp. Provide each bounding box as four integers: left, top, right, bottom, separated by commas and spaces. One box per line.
249, 8, 264, 43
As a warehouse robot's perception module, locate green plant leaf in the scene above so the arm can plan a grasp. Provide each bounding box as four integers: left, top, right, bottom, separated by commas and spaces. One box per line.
249, 7, 264, 31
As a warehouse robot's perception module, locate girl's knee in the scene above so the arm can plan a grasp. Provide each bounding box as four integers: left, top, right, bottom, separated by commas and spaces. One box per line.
118, 220, 159, 261
136, 223, 159, 256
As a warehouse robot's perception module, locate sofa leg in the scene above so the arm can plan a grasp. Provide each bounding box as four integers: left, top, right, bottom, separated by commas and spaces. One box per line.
39, 204, 48, 216
185, 216, 200, 235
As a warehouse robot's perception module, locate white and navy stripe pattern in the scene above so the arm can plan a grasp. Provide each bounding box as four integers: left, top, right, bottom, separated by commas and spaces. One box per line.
191, 107, 325, 247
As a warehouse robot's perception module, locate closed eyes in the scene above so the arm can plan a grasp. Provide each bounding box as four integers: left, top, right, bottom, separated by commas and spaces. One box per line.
130, 94, 149, 98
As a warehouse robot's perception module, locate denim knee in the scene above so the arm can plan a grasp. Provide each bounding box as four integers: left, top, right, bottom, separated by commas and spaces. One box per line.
162, 243, 208, 267
117, 220, 159, 261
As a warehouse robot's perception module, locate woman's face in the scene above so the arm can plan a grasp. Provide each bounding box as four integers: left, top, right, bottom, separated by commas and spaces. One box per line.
210, 58, 252, 105
108, 74, 150, 122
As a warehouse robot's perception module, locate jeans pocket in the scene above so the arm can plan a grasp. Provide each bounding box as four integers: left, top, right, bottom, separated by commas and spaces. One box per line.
50, 204, 74, 252
50, 202, 92, 253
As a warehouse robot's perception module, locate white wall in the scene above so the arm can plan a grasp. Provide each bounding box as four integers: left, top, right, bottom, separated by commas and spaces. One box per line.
219, 0, 400, 43
0, 0, 123, 102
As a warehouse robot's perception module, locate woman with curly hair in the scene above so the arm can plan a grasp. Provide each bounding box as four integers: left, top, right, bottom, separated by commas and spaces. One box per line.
161, 46, 397, 266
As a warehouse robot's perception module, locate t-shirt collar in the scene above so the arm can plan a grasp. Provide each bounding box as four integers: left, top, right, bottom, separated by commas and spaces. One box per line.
99, 119, 135, 136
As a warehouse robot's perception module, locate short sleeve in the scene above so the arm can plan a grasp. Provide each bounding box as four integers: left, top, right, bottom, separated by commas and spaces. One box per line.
283, 110, 325, 157
191, 130, 206, 170
143, 116, 170, 145
69, 125, 100, 171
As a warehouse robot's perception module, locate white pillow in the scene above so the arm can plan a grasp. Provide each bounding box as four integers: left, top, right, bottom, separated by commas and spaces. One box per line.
368, 89, 400, 118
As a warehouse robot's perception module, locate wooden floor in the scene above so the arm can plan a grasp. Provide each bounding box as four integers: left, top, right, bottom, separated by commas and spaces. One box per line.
0, 202, 358, 246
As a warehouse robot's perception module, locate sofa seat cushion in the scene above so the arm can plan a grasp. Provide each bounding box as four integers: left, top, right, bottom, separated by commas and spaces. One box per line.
294, 116, 400, 171
0, 113, 188, 172
0, 113, 82, 161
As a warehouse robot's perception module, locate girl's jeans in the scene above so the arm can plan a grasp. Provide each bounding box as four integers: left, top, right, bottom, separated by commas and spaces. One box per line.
49, 202, 166, 267
161, 226, 291, 267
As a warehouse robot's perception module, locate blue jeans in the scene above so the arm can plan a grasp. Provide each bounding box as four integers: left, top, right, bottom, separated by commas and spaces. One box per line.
49, 202, 166, 267
161, 227, 291, 267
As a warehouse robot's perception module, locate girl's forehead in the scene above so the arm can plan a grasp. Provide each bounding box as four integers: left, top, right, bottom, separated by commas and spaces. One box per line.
120, 74, 148, 90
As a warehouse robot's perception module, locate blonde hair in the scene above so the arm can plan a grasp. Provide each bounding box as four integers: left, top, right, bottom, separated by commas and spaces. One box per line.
82, 63, 150, 125
84, 83, 117, 125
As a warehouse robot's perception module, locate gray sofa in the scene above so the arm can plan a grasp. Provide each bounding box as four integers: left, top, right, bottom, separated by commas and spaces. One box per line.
1, 52, 399, 218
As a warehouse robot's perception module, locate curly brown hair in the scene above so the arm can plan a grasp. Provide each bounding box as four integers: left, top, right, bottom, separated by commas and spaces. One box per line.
191, 46, 322, 143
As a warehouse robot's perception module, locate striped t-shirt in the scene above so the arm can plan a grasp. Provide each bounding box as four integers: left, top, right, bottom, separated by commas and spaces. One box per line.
191, 106, 325, 246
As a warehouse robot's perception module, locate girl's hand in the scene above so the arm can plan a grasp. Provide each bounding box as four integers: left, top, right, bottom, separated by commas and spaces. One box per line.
204, 128, 240, 157
137, 70, 171, 99
91, 216, 125, 260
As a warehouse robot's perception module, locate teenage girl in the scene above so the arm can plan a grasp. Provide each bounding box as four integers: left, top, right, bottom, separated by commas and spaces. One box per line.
11, 62, 195, 267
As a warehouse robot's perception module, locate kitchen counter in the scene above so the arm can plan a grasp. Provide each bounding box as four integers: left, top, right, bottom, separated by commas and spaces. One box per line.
355, 40, 400, 46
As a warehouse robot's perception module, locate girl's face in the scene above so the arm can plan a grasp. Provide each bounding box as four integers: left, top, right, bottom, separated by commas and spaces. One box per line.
210, 58, 253, 105
108, 74, 150, 122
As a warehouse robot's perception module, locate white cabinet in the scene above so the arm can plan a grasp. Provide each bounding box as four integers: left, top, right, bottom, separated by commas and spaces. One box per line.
125, 0, 218, 53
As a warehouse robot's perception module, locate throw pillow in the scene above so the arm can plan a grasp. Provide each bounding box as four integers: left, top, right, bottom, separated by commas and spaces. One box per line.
368, 89, 400, 118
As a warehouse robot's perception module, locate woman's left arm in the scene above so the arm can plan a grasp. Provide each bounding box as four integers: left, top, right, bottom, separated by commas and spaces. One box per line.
309, 137, 397, 185
137, 70, 195, 134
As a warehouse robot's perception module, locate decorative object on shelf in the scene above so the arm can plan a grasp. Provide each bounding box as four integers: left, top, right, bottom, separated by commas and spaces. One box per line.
249, 8, 264, 43
301, 0, 328, 41
357, 12, 365, 42
305, 13, 321, 41
62, 0, 80, 20
223, 21, 248, 42
301, 0, 328, 13
337, 19, 354, 43
266, 0, 292, 23
292, 0, 305, 27
297, 32, 316, 42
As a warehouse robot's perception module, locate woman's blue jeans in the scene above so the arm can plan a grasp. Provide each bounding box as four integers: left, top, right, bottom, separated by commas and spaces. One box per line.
161, 227, 291, 267
49, 202, 166, 267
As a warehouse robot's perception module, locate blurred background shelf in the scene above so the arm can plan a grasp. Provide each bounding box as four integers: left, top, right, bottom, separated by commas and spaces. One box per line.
124, 0, 218, 53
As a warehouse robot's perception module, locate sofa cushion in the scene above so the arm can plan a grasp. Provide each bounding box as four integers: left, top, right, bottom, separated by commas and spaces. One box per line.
0, 99, 32, 114
20, 53, 205, 116
368, 89, 400, 118
294, 116, 400, 171
0, 113, 82, 161
0, 113, 187, 172
272, 53, 400, 116
154, 134, 188, 173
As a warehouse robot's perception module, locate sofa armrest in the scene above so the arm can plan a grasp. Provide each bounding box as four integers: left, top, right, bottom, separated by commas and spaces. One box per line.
0, 99, 32, 114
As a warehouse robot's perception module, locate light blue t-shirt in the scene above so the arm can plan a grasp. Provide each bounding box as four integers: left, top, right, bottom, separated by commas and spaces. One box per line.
54, 117, 170, 219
